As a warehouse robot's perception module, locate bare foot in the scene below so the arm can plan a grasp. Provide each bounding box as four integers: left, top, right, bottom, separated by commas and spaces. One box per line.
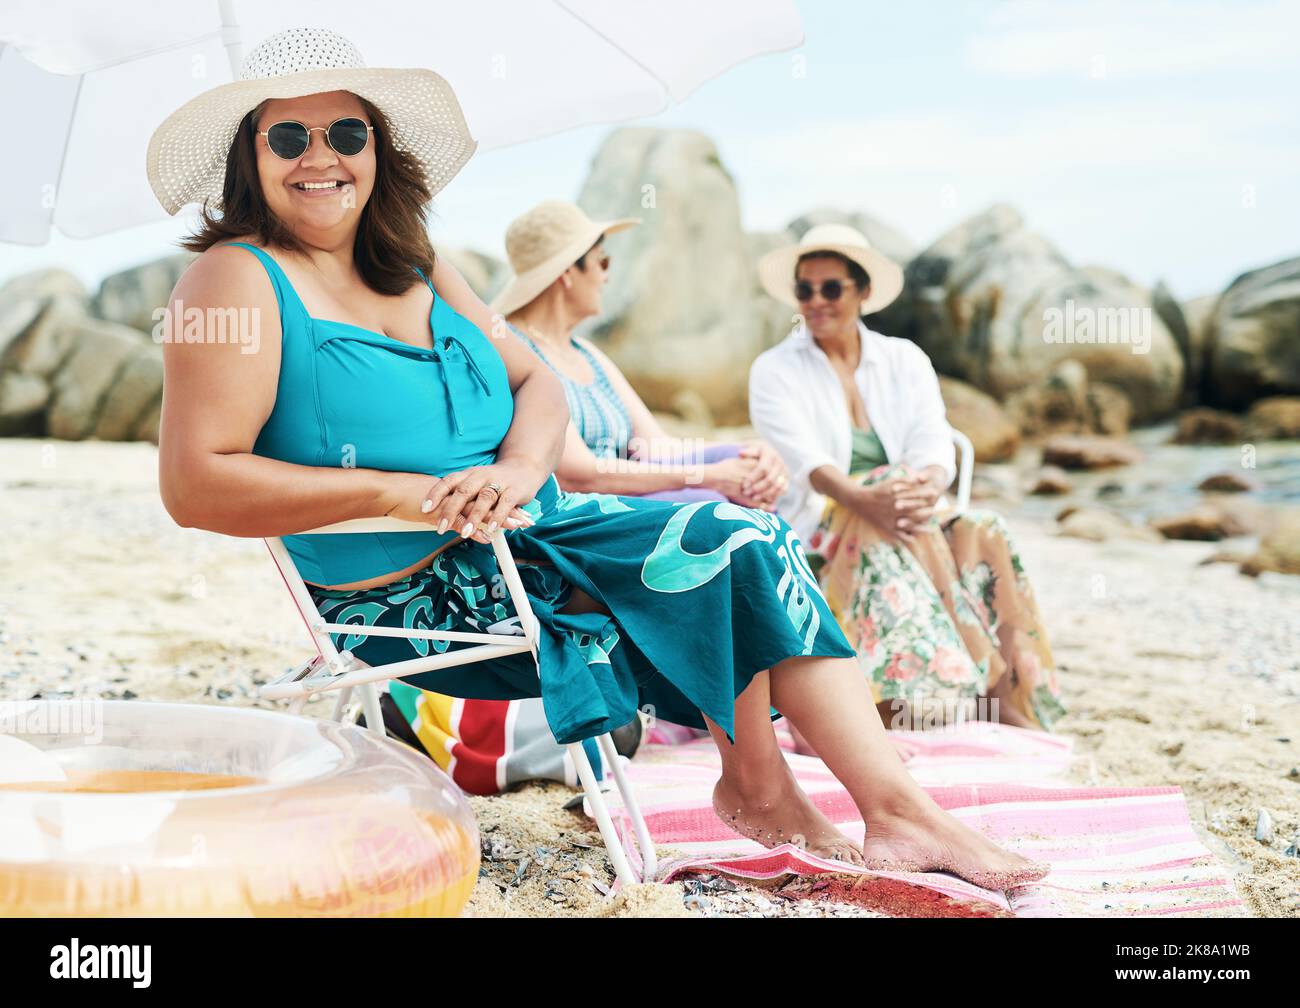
713, 767, 864, 866
860, 795, 1049, 891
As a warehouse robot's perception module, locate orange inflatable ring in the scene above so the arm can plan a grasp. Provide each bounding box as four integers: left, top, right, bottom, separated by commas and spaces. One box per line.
0, 701, 479, 917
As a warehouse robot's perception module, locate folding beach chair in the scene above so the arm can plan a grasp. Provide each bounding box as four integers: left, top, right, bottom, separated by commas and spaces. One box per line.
951, 428, 974, 513
258, 516, 657, 889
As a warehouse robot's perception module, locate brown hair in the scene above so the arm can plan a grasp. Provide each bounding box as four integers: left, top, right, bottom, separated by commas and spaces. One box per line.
180, 95, 436, 296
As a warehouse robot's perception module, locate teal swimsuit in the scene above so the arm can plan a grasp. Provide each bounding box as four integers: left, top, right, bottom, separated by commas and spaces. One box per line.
512, 325, 633, 460
235, 241, 511, 585
231, 242, 854, 743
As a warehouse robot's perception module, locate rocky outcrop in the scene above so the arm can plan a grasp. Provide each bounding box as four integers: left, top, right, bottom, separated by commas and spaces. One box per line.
1153, 280, 1190, 378
876, 204, 1184, 422
1180, 292, 1219, 401
1004, 358, 1132, 437
0, 268, 161, 443
45, 318, 157, 441
577, 127, 765, 426
1204, 256, 1300, 410
747, 231, 804, 356
937, 376, 1019, 462
92, 254, 195, 335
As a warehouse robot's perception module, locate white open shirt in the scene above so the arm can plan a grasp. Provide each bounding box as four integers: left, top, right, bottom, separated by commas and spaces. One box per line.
748, 320, 958, 543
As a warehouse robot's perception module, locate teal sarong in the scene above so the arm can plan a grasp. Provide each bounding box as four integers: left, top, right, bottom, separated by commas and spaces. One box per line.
309, 475, 854, 744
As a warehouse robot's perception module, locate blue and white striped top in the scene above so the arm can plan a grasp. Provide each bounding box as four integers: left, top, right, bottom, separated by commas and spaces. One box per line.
512, 324, 635, 460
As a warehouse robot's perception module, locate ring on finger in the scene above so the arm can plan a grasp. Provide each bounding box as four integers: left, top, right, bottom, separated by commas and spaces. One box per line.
483, 481, 504, 499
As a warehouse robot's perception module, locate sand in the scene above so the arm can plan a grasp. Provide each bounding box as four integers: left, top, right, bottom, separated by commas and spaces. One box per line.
1, 436, 1296, 917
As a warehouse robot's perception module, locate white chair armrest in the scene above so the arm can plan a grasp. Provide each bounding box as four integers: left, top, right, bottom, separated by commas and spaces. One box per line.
950, 428, 974, 513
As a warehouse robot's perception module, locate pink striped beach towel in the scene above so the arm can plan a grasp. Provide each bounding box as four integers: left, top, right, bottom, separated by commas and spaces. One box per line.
598, 722, 1246, 917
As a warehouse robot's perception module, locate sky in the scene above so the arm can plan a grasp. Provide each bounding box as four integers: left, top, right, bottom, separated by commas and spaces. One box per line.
2, 0, 1297, 301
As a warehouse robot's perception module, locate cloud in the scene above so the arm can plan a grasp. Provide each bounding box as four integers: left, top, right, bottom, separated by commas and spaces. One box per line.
748, 96, 1296, 179
963, 0, 1300, 79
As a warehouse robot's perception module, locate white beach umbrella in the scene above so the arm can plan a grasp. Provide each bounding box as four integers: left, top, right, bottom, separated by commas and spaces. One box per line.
0, 0, 803, 244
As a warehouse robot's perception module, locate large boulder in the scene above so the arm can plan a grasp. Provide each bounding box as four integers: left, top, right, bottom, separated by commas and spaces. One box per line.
747, 231, 801, 354
1004, 358, 1132, 437
877, 204, 1184, 422
1245, 396, 1300, 440
0, 268, 87, 307
0, 269, 93, 437
0, 371, 49, 435
1180, 292, 1219, 401
91, 253, 195, 335
44, 317, 152, 440
1204, 256, 1300, 409
937, 376, 1019, 462
2, 295, 86, 378
0, 296, 47, 364
92, 346, 164, 441
577, 127, 763, 426
1153, 279, 1201, 407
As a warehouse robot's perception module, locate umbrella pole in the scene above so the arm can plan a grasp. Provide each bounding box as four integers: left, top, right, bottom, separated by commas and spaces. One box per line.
218, 0, 243, 76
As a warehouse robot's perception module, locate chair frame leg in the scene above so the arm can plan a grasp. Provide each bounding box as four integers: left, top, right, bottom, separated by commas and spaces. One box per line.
358, 681, 384, 740
568, 738, 641, 888
596, 733, 657, 882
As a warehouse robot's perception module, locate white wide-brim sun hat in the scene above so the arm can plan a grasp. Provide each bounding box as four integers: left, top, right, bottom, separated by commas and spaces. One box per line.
146, 27, 477, 215
490, 200, 640, 318
758, 223, 905, 314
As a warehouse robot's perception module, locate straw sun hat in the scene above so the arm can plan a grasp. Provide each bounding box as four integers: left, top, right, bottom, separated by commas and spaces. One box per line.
757, 223, 905, 314
146, 27, 477, 215
490, 200, 640, 317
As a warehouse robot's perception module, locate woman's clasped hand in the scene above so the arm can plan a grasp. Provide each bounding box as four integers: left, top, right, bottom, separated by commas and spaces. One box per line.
382, 461, 546, 543
851, 466, 942, 543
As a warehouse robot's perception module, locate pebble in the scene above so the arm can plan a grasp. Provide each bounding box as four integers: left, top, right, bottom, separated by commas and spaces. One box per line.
1255, 808, 1274, 844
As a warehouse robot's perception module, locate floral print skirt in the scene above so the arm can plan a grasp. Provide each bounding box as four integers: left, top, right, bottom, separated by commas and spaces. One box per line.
808, 463, 1065, 730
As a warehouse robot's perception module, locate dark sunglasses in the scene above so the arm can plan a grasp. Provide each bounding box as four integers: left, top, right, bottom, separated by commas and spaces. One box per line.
795, 278, 858, 302
256, 116, 374, 160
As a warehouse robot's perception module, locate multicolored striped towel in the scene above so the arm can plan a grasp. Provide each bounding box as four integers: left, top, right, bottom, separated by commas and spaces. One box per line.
599, 722, 1245, 917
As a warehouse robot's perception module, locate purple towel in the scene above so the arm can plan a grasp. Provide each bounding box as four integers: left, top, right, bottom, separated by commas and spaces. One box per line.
636, 443, 742, 503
